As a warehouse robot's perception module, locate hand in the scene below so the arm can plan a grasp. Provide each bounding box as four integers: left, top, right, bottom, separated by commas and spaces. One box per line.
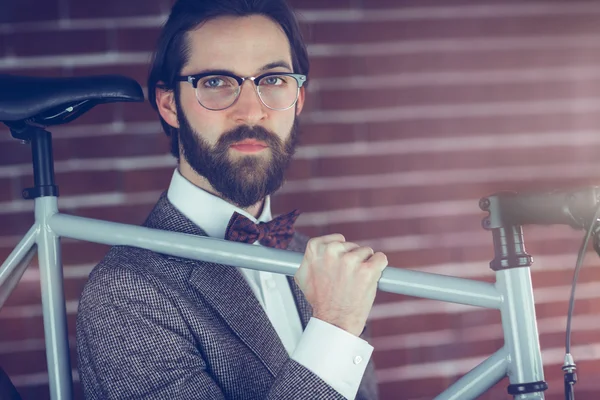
294, 233, 388, 336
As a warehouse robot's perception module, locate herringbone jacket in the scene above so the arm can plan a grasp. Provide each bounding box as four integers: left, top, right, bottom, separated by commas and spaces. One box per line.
77, 193, 379, 399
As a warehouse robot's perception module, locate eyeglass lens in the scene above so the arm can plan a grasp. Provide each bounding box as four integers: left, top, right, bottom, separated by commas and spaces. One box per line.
195, 75, 299, 110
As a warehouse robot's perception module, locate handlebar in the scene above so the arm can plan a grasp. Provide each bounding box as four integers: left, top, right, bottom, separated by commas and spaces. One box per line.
480, 187, 600, 229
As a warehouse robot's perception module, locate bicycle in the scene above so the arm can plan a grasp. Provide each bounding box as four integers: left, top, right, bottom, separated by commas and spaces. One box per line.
1, 73, 597, 400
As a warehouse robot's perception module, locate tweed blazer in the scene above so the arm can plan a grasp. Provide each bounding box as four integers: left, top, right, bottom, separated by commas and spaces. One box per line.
76, 193, 379, 399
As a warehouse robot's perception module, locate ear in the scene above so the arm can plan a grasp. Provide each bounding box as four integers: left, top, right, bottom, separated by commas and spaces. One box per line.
295, 86, 305, 116
155, 83, 179, 128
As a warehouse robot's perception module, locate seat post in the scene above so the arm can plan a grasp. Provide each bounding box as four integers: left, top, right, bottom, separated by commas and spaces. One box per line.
15, 126, 59, 200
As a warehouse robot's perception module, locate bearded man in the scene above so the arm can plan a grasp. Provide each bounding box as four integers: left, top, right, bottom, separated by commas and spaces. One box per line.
76, 1, 388, 399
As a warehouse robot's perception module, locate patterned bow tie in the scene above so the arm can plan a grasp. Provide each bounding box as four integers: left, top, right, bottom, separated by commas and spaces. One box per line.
224, 209, 300, 249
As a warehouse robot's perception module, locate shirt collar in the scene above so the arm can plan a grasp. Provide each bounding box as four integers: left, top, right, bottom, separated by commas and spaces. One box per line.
166, 168, 272, 239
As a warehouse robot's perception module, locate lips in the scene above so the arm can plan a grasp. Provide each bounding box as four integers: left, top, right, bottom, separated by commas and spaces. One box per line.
229, 139, 268, 153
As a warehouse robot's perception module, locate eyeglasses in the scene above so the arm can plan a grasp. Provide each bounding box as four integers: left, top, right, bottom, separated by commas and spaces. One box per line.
176, 71, 307, 111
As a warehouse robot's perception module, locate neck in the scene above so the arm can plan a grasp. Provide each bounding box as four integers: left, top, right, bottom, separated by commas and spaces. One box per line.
178, 162, 265, 218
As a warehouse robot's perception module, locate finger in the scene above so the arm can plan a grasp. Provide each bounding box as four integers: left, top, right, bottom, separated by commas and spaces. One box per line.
365, 252, 388, 272
318, 233, 346, 244
340, 242, 360, 252
323, 241, 357, 258
346, 246, 375, 262
307, 234, 345, 256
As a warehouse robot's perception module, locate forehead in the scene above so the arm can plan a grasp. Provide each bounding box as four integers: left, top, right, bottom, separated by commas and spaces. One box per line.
183, 14, 293, 75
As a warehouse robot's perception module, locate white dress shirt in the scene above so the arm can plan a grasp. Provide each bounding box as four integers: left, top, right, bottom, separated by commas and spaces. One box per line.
167, 169, 373, 400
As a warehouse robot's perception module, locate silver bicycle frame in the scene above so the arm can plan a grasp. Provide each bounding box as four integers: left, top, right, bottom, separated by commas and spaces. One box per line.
0, 195, 546, 400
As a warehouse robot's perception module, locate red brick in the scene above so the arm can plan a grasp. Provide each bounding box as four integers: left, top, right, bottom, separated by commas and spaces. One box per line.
0, 140, 30, 166
9, 29, 109, 57
370, 308, 501, 337
58, 170, 122, 195
2, 275, 88, 308
531, 269, 599, 291
0, 134, 164, 167
309, 56, 365, 79
0, 177, 15, 201
68, 202, 157, 225
378, 377, 515, 400
49, 132, 167, 160
362, 0, 485, 7
362, 46, 600, 76
0, 0, 60, 24
373, 329, 600, 371
68, 65, 149, 92
121, 167, 173, 193
360, 179, 600, 209
299, 109, 600, 146
0, 239, 111, 269
373, 326, 600, 398
311, 213, 479, 242
0, 346, 77, 376
0, 241, 110, 274
121, 101, 161, 123
296, 122, 362, 145
16, 170, 122, 197
309, 14, 600, 44
115, 27, 161, 53
317, 79, 600, 111
374, 337, 506, 369
0, 213, 34, 236
311, 144, 600, 178
68, 0, 166, 19
362, 110, 600, 141
285, 158, 312, 180
289, 0, 352, 8
274, 175, 600, 215
292, 225, 322, 239
0, 201, 160, 238
273, 187, 363, 213
59, 241, 111, 266
380, 376, 600, 400
0, 314, 77, 342
380, 246, 492, 272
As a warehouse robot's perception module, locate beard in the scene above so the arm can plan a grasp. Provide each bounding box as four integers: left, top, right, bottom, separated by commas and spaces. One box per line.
176, 103, 299, 208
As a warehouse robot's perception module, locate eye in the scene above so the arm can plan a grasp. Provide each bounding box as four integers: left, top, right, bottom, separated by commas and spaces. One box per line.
261, 75, 285, 86
200, 76, 233, 89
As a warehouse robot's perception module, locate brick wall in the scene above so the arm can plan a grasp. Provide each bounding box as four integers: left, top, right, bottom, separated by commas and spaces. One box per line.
2, 0, 600, 399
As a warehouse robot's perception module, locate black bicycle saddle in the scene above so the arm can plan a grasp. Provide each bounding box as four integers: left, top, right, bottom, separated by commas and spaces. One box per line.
0, 74, 144, 127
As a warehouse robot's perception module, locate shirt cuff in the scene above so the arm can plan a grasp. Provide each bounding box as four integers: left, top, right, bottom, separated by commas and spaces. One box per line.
291, 317, 373, 400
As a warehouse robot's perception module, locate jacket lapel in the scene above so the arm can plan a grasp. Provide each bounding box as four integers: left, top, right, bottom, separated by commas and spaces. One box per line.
284, 233, 313, 330
188, 261, 289, 377
144, 193, 290, 377
286, 276, 312, 330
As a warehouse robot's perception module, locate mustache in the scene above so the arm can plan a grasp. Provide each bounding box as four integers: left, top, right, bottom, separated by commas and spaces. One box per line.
218, 125, 282, 148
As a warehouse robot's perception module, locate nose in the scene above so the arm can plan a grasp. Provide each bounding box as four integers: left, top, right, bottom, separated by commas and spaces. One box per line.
229, 79, 267, 124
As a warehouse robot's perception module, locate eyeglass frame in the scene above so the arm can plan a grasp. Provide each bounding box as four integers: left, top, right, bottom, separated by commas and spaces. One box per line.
175, 71, 307, 111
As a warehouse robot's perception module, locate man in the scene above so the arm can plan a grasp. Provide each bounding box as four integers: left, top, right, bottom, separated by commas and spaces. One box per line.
76, 0, 388, 399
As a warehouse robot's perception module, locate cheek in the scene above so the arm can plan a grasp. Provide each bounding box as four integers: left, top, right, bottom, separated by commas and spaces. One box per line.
272, 110, 296, 140
180, 91, 224, 145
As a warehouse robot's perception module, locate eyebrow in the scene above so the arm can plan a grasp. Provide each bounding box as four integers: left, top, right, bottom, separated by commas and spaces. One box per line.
259, 61, 292, 72
190, 61, 293, 77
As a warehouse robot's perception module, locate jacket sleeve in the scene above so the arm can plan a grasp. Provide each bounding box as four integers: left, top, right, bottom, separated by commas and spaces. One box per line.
356, 323, 380, 400
76, 265, 347, 400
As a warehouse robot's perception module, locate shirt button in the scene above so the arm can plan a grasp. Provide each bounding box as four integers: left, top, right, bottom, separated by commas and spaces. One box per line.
353, 356, 363, 365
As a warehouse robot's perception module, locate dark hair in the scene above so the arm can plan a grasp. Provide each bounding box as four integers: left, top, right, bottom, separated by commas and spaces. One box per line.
147, 0, 309, 158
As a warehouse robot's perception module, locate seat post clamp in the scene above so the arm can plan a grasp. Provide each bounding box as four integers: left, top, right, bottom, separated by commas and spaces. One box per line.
22, 185, 59, 200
